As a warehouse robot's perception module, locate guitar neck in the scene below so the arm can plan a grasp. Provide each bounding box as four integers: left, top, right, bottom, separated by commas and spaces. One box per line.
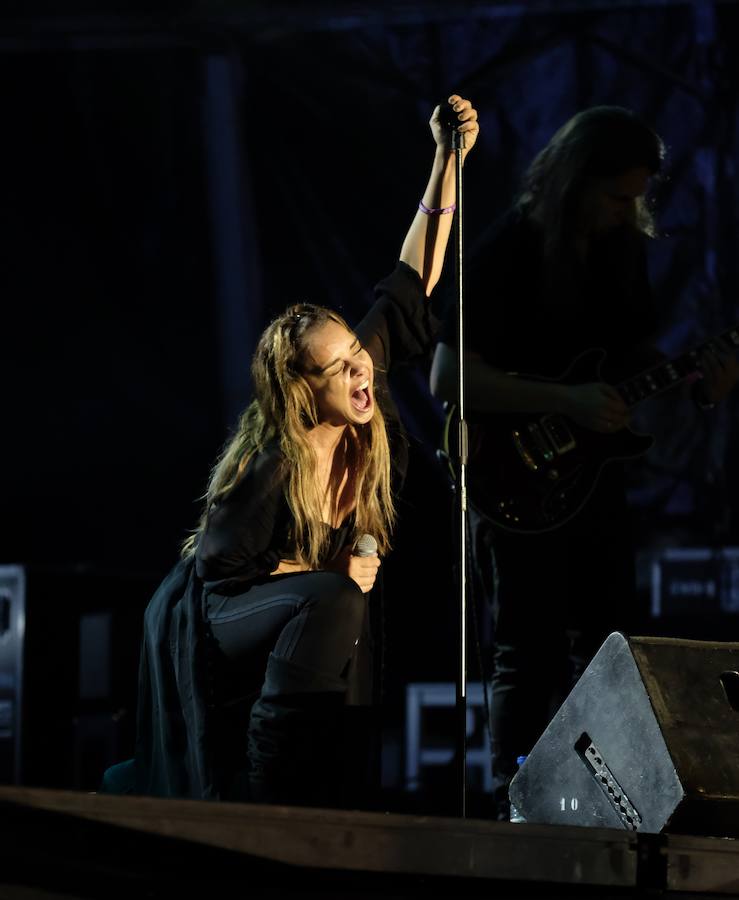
616, 326, 739, 408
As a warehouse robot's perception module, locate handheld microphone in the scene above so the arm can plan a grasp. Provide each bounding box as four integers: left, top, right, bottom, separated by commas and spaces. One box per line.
353, 533, 378, 557
438, 99, 461, 133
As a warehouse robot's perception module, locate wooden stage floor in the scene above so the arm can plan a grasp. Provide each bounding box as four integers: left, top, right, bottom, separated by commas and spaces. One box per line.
0, 786, 737, 898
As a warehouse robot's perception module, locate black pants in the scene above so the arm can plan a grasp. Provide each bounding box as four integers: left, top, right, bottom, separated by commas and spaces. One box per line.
204, 571, 367, 805
470, 472, 640, 818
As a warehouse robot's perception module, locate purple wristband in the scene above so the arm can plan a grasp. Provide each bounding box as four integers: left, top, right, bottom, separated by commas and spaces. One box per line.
419, 199, 456, 216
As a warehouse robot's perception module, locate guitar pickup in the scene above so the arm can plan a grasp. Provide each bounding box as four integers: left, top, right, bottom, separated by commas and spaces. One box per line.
526, 422, 555, 461
540, 415, 576, 454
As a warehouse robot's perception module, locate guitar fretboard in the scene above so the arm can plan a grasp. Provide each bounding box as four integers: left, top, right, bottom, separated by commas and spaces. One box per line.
617, 327, 739, 408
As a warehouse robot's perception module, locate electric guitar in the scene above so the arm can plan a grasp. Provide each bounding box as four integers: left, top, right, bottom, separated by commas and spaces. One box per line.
441, 326, 739, 534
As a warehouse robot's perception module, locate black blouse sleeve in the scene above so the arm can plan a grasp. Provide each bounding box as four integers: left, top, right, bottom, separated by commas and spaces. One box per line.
356, 261, 440, 372
195, 446, 286, 586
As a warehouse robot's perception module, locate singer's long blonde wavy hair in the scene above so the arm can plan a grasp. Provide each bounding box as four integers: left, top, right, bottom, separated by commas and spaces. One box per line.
181, 304, 395, 569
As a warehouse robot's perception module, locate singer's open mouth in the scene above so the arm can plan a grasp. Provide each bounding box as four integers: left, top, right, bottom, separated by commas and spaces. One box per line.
350, 379, 372, 412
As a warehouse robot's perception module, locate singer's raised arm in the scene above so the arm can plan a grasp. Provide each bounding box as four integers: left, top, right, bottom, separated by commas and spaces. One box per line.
399, 94, 478, 297
356, 95, 479, 381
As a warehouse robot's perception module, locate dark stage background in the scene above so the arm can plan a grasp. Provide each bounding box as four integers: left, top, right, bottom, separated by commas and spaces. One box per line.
2, 0, 739, 811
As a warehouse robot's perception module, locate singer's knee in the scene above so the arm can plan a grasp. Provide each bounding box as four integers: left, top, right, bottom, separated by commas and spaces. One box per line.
310, 572, 365, 629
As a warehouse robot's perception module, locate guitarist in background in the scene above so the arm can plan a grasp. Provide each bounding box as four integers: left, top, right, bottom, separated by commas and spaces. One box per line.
430, 106, 738, 820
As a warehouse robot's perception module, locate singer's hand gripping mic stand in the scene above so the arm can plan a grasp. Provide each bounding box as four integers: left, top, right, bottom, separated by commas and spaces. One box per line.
444, 109, 469, 819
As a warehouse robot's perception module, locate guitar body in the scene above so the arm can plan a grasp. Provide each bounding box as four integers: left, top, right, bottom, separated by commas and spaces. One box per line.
443, 348, 655, 534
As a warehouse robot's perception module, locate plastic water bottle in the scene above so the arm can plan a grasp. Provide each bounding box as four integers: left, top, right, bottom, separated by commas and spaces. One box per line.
509, 755, 528, 823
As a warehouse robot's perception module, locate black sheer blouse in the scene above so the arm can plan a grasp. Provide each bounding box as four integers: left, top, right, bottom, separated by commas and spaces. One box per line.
131, 260, 438, 800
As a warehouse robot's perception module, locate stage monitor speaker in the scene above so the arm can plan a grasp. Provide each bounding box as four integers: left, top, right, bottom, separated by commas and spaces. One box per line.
509, 632, 739, 838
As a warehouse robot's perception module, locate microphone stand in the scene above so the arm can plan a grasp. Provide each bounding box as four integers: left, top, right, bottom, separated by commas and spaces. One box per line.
450, 124, 468, 819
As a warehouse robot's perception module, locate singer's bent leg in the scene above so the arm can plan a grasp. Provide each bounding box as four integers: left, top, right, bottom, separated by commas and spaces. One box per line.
205, 571, 366, 805
204, 572, 366, 803
204, 571, 366, 681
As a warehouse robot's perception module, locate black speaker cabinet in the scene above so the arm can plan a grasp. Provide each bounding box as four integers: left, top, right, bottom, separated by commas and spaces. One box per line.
509, 632, 739, 838
0, 564, 157, 790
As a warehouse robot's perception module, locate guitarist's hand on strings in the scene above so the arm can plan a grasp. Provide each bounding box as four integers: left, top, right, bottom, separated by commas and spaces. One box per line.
564, 382, 630, 433
697, 345, 739, 406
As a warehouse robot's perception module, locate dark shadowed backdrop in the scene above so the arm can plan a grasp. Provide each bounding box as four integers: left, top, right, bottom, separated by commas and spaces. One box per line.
3, 0, 739, 809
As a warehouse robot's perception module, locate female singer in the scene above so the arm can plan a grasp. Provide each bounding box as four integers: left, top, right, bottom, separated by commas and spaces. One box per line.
123, 95, 479, 807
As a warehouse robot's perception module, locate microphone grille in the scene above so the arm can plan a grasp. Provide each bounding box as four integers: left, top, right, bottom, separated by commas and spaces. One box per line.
354, 533, 378, 557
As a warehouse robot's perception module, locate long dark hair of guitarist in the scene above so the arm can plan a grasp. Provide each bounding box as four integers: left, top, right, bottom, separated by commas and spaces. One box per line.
430, 106, 738, 821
